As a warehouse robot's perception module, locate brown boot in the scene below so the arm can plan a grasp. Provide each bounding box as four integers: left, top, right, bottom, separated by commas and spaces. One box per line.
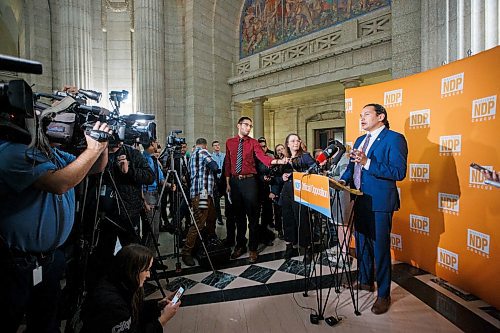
249, 250, 258, 263
371, 296, 391, 315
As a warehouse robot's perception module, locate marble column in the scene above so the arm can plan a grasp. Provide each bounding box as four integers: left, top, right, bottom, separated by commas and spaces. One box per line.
134, 0, 166, 141
252, 97, 267, 139
230, 101, 243, 136
485, 0, 499, 49
51, 0, 93, 90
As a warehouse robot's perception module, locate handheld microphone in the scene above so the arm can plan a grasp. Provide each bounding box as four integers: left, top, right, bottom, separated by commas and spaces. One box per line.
329, 140, 346, 167
306, 143, 339, 174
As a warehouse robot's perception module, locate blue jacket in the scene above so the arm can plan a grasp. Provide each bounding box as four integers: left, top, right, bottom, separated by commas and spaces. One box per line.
341, 127, 408, 212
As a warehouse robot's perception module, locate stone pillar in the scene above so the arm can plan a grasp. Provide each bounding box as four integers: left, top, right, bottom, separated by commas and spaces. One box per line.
471, 0, 485, 54
391, 0, 421, 78
51, 0, 93, 89
230, 101, 243, 137
485, 0, 499, 49
134, 0, 166, 140
252, 97, 267, 139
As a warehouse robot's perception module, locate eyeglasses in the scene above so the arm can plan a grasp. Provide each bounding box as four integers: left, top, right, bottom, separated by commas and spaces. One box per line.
240, 122, 253, 128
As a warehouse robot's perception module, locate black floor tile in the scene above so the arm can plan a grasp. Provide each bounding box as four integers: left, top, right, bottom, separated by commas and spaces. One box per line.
201, 271, 237, 290
239, 265, 275, 283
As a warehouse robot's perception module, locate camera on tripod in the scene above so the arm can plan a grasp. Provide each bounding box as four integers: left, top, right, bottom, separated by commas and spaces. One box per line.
166, 130, 186, 149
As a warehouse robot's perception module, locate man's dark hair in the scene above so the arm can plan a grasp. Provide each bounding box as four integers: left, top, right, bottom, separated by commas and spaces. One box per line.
211, 140, 219, 146
196, 137, 207, 145
238, 116, 252, 124
364, 103, 390, 129
257, 136, 266, 143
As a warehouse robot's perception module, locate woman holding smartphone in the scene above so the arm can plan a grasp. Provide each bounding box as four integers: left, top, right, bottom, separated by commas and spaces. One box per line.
81, 244, 179, 333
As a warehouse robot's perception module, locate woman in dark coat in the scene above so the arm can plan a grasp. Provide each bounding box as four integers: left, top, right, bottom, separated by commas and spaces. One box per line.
279, 134, 316, 261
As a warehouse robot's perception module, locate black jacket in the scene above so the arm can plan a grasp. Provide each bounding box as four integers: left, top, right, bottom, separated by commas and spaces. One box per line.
104, 144, 154, 215
81, 277, 162, 333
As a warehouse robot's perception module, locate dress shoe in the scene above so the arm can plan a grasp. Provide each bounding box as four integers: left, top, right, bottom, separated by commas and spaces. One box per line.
371, 296, 391, 315
217, 219, 224, 226
284, 243, 294, 260
353, 282, 375, 292
248, 250, 258, 263
231, 247, 247, 259
181, 253, 196, 267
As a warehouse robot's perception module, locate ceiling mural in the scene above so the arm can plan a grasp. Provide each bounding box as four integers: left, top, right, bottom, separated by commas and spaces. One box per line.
240, 0, 390, 58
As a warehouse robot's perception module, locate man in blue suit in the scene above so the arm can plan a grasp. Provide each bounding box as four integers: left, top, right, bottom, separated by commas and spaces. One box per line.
340, 103, 408, 314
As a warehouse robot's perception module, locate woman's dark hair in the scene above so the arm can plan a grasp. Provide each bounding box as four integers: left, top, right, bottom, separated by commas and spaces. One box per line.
109, 244, 154, 322
284, 133, 304, 158
364, 103, 390, 129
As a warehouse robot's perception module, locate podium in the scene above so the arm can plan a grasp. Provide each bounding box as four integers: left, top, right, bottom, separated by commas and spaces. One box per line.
328, 178, 363, 316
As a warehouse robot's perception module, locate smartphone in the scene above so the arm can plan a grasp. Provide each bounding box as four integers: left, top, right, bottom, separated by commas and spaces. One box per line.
470, 163, 492, 174
171, 286, 185, 305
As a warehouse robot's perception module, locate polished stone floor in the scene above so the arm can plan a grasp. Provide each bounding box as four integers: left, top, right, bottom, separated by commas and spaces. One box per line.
144, 222, 500, 333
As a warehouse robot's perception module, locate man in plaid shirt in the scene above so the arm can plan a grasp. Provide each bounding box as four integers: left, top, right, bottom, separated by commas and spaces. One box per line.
181, 138, 220, 266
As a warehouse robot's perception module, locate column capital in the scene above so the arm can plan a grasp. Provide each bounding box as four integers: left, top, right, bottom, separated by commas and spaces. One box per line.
252, 96, 268, 104
340, 77, 363, 89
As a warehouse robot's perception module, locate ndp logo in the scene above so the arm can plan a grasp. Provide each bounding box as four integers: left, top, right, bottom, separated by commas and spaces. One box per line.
345, 98, 353, 113
467, 229, 490, 257
409, 214, 430, 235
469, 165, 494, 189
409, 109, 430, 128
441, 73, 464, 97
390, 233, 402, 251
409, 163, 430, 182
384, 89, 403, 108
439, 135, 461, 155
438, 247, 459, 273
472, 95, 496, 122
438, 193, 459, 215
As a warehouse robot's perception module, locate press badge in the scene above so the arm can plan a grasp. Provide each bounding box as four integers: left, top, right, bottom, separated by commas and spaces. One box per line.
100, 184, 107, 196
33, 265, 43, 286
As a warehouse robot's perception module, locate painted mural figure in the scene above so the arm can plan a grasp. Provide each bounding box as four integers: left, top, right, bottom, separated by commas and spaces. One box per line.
240, 0, 390, 58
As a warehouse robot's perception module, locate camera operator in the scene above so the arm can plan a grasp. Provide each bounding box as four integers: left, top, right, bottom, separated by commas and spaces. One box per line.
86, 140, 154, 290
162, 142, 190, 234
181, 138, 219, 266
142, 139, 174, 249
0, 118, 111, 333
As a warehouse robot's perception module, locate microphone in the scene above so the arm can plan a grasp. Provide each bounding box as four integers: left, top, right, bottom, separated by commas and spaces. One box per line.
305, 143, 339, 174
329, 140, 346, 167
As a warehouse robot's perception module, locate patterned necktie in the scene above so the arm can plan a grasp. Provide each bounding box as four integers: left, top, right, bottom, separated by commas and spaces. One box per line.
354, 133, 371, 189
235, 138, 244, 174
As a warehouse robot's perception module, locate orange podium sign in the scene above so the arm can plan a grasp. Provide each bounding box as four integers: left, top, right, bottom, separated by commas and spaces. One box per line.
293, 172, 331, 219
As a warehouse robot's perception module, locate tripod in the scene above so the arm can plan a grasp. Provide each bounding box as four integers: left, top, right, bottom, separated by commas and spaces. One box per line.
156, 146, 217, 274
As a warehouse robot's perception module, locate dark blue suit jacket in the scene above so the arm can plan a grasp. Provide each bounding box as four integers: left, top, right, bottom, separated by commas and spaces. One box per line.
341, 127, 408, 212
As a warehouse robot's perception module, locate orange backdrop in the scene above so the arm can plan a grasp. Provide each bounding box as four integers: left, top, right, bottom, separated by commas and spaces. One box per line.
344, 46, 500, 308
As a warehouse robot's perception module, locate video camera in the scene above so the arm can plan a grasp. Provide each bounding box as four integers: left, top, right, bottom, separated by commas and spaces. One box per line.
37, 90, 156, 151
0, 79, 35, 144
166, 130, 186, 148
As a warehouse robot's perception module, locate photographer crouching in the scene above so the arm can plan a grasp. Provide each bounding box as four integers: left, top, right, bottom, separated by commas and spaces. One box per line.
0, 83, 111, 333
